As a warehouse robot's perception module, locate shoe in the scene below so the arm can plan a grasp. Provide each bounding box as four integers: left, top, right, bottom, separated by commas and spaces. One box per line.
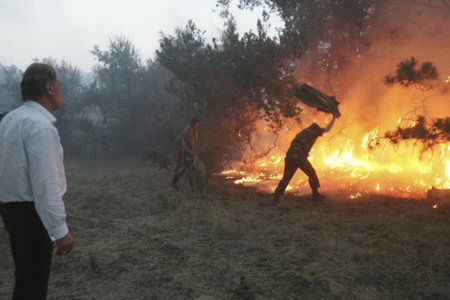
272, 194, 280, 205
312, 193, 326, 201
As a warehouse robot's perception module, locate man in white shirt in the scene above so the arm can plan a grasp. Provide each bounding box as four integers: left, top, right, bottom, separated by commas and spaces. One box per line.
0, 63, 75, 300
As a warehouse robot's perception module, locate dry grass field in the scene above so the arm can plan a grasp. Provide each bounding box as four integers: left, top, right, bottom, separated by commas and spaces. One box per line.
1, 159, 449, 299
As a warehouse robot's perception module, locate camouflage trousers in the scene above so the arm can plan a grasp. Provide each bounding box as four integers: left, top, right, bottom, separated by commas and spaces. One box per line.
274, 155, 320, 196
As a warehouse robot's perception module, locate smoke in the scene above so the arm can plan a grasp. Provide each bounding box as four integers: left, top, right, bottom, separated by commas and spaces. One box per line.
225, 1, 450, 196
342, 1, 449, 123
290, 1, 450, 142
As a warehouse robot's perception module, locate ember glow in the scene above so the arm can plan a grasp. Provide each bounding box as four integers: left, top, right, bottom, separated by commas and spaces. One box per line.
221, 79, 450, 199
222, 128, 449, 198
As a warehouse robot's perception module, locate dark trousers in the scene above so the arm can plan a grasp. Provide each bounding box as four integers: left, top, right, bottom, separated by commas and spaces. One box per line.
0, 202, 53, 300
172, 150, 193, 187
275, 156, 320, 196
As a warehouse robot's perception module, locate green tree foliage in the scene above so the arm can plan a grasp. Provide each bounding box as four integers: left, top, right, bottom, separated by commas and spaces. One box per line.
91, 36, 182, 156
0, 39, 182, 159
138, 61, 183, 149
158, 20, 300, 121
0, 64, 22, 110
384, 116, 449, 150
157, 0, 377, 166
90, 36, 145, 154
380, 59, 448, 151
91, 36, 144, 106
157, 19, 302, 167
218, 0, 375, 91
385, 57, 439, 88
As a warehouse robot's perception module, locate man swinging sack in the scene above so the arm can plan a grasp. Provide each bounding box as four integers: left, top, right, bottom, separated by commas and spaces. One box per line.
272, 115, 337, 204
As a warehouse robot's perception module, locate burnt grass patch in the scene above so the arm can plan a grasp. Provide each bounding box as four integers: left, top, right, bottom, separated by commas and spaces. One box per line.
0, 159, 449, 299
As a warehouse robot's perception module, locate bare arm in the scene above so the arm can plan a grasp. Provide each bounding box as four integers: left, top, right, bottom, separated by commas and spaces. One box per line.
323, 115, 336, 133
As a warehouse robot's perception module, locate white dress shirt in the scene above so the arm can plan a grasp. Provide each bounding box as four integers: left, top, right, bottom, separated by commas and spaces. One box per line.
0, 101, 68, 241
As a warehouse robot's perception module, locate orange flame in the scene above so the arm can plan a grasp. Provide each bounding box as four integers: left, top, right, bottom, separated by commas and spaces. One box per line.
221, 117, 449, 199
221, 72, 450, 199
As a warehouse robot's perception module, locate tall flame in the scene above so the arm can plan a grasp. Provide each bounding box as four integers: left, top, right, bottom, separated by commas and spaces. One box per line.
221, 72, 449, 199
221, 115, 449, 199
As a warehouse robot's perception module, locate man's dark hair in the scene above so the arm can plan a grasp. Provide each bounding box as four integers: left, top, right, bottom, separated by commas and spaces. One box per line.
20, 63, 58, 101
190, 118, 200, 126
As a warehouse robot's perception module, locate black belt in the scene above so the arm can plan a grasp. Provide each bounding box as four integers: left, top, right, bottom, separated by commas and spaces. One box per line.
0, 201, 35, 209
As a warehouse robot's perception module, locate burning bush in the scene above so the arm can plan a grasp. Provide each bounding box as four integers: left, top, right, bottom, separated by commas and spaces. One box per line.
381, 58, 449, 152
384, 115, 450, 151
385, 57, 439, 88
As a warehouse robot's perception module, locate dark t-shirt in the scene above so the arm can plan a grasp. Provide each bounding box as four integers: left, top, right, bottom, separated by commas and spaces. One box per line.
286, 125, 325, 158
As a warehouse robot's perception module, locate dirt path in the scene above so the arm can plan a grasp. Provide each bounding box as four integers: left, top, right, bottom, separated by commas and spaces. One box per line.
1, 159, 449, 299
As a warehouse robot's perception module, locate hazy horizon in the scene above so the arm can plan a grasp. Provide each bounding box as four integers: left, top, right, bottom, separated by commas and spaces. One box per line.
0, 0, 282, 71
